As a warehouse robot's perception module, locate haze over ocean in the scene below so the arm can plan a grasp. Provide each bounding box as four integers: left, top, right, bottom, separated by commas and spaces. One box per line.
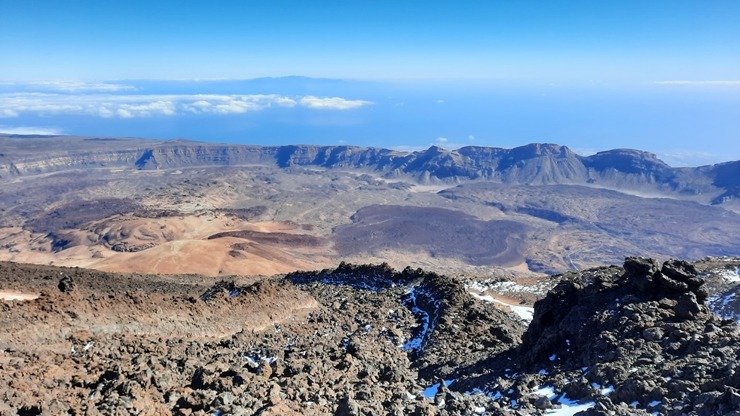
1, 1, 739, 166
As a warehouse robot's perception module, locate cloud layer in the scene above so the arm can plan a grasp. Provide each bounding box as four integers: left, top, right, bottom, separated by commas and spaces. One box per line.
0, 93, 373, 118
0, 125, 63, 135
653, 80, 740, 86
0, 81, 137, 93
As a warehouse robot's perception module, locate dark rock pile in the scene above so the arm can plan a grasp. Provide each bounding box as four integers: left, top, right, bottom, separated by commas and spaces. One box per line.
457, 257, 740, 415
1, 258, 738, 415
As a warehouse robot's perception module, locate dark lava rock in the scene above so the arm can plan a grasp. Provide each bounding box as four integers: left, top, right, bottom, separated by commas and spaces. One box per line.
2, 259, 737, 416
456, 257, 738, 416
57, 276, 74, 293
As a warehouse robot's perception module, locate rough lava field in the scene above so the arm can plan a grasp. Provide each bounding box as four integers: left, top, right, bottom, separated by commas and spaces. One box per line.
0, 257, 738, 415
0, 135, 739, 415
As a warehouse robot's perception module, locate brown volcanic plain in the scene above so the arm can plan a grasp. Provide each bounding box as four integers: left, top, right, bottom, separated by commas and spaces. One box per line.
1, 134, 739, 278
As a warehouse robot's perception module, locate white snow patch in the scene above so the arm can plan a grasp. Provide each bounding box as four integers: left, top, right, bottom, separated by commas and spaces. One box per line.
718, 267, 740, 283
549, 354, 557, 361
473, 405, 486, 414
532, 386, 596, 416
510, 304, 535, 322
468, 280, 548, 295
403, 287, 432, 351
722, 292, 737, 307
468, 290, 534, 322
470, 292, 495, 303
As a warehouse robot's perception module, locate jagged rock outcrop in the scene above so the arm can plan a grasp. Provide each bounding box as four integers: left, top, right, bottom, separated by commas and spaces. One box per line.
458, 257, 739, 415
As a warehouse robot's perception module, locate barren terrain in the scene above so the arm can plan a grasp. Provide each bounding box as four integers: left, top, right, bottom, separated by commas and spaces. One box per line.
1, 135, 739, 278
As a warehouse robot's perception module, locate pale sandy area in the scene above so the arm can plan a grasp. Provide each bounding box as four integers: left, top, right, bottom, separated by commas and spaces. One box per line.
0, 290, 39, 301
0, 216, 335, 277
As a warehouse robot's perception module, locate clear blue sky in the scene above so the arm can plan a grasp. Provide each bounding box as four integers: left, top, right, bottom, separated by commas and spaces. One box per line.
1, 0, 739, 82
1, 1, 739, 166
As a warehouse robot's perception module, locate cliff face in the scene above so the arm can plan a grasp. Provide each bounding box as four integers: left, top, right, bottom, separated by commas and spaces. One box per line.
1, 134, 737, 205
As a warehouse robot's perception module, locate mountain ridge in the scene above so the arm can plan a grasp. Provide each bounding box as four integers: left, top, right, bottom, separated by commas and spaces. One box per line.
1, 134, 738, 207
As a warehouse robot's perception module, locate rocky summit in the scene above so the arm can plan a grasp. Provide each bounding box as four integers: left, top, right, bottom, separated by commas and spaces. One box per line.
0, 257, 738, 415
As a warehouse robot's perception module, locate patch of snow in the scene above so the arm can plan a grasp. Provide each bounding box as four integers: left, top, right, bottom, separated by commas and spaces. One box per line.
723, 292, 737, 307
470, 292, 495, 303
242, 351, 276, 369
510, 304, 534, 321
601, 386, 614, 396
526, 385, 596, 415
468, 289, 534, 322
403, 287, 430, 351
473, 405, 486, 414
538, 368, 549, 375
549, 354, 557, 361
468, 280, 549, 295
648, 400, 661, 407
243, 356, 259, 368
718, 267, 740, 283
402, 286, 441, 352
707, 292, 739, 322
83, 341, 94, 352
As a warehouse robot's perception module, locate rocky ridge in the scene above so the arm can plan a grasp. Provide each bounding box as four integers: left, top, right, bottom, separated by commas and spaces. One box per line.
456, 257, 740, 415
1, 135, 738, 205
0, 257, 738, 415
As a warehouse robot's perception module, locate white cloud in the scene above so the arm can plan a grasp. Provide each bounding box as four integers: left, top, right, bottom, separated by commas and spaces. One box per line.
0, 81, 137, 93
0, 92, 368, 118
392, 145, 428, 153
0, 125, 63, 135
571, 147, 600, 157
653, 80, 740, 86
0, 109, 19, 117
657, 150, 731, 167
298, 96, 372, 110
468, 135, 475, 141
436, 137, 448, 143
436, 99, 445, 104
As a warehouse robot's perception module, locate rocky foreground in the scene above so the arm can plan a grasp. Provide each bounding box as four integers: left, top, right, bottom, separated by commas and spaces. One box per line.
0, 258, 738, 415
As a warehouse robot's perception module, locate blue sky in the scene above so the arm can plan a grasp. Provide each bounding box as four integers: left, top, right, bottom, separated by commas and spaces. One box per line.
1, 1, 739, 165
2, 1, 739, 81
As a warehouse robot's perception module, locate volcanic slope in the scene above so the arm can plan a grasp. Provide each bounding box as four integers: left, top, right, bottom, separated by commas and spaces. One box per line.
0, 257, 738, 415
